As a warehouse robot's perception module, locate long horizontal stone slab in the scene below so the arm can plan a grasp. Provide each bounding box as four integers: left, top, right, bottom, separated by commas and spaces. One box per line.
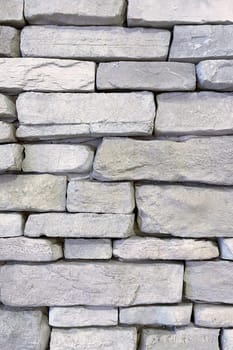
0, 94, 16, 121
21, 26, 171, 61
0, 0, 24, 27
194, 304, 233, 328
219, 238, 233, 260
0, 261, 183, 306
0, 174, 66, 212
197, 60, 233, 91
185, 261, 233, 303
97, 62, 196, 91
222, 329, 233, 350
0, 26, 20, 57
25, 0, 126, 25
93, 137, 233, 184
0, 144, 23, 171
0, 213, 24, 237
169, 25, 233, 63
64, 239, 112, 260
0, 122, 15, 142
136, 185, 233, 237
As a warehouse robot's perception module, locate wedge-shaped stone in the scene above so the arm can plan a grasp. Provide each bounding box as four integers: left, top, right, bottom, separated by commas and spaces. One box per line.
185, 261, 233, 303
25, 213, 134, 238
170, 25, 233, 63
0, 0, 24, 27
23, 144, 94, 173
120, 304, 192, 326
50, 327, 137, 350
114, 237, 219, 260
25, 0, 126, 26
67, 180, 134, 213
197, 60, 233, 91
97, 62, 196, 91
0, 213, 24, 237
0, 122, 15, 142
21, 26, 170, 61
0, 26, 19, 57
194, 304, 233, 328
65, 239, 112, 259
0, 94, 16, 121
140, 326, 219, 350
49, 306, 118, 327
0, 174, 66, 212
222, 329, 233, 350
93, 137, 233, 184
136, 185, 233, 237
219, 238, 233, 260
0, 144, 23, 171
0, 306, 50, 350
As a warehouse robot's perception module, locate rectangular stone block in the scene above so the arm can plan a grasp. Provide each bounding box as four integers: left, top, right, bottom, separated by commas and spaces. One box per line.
169, 25, 233, 63
25, 213, 134, 238
194, 304, 233, 328
0, 26, 20, 57
0, 261, 183, 306
0, 144, 23, 171
219, 238, 233, 260
0, 0, 24, 27
67, 180, 135, 213
25, 0, 126, 25
136, 185, 233, 237
93, 137, 233, 184
0, 174, 66, 212
0, 213, 24, 237
197, 60, 233, 91
0, 94, 16, 121
222, 329, 233, 350
97, 62, 196, 91
0, 122, 15, 142
65, 239, 112, 259
21, 26, 171, 61
49, 306, 118, 327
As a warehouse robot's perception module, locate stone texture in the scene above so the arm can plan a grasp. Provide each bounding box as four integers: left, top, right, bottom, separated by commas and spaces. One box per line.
169, 25, 233, 63
25, 213, 135, 238
67, 180, 134, 213
0, 174, 66, 212
0, 237, 63, 261
194, 304, 233, 328
120, 304, 192, 326
65, 239, 112, 259
0, 306, 50, 350
113, 237, 219, 260
219, 238, 233, 260
0, 213, 24, 237
136, 185, 233, 238
197, 60, 233, 91
0, 122, 15, 142
25, 0, 126, 26
0, 262, 183, 306
0, 0, 24, 27
140, 327, 219, 350
97, 62, 196, 91
0, 94, 16, 121
0, 26, 20, 57
93, 136, 233, 184
49, 306, 118, 327
0, 144, 23, 171
23, 144, 94, 174
21, 26, 171, 61
50, 327, 137, 350
156, 92, 233, 136
222, 329, 233, 350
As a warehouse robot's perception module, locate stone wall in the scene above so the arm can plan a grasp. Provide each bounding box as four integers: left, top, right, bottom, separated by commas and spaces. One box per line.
1, 1, 233, 349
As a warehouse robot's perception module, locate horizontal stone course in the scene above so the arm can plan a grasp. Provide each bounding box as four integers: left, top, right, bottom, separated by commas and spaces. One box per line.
197, 60, 233, 91
0, 94, 16, 121
0, 213, 24, 237
0, 122, 15, 142
0, 144, 23, 171
194, 304, 233, 328
64, 239, 112, 259
0, 26, 20, 57
0, 0, 24, 27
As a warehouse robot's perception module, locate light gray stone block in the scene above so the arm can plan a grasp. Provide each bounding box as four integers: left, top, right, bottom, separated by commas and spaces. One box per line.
194, 304, 233, 328
197, 60, 233, 91
25, 213, 135, 238
0, 144, 23, 171
0, 0, 24, 27
65, 239, 112, 259
0, 26, 19, 57
0, 213, 24, 237
0, 94, 16, 121
0, 122, 15, 142
222, 329, 233, 350
97, 62, 196, 91
219, 238, 233, 260
21, 26, 171, 61
0, 174, 66, 212
0, 261, 183, 306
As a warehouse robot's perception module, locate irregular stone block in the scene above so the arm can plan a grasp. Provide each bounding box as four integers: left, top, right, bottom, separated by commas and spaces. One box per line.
25, 0, 126, 25
67, 180, 134, 213
222, 329, 233, 350
97, 62, 196, 91
0, 306, 50, 350
0, 122, 15, 142
136, 185, 233, 237
219, 238, 233, 260
93, 137, 233, 184
0, 174, 66, 212
197, 60, 233, 91
0, 0, 24, 27
0, 94, 16, 121
50, 327, 137, 350
21, 26, 171, 61
120, 304, 192, 326
0, 144, 23, 171
194, 304, 233, 328
25, 213, 135, 238
113, 237, 219, 260
0, 261, 183, 306
0, 26, 19, 57
169, 25, 233, 63
23, 144, 94, 174
49, 306, 118, 327
65, 239, 112, 259
0, 213, 24, 237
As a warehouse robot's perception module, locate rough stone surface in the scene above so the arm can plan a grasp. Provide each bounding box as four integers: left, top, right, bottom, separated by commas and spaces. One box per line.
0, 144, 23, 171
93, 136, 233, 184
0, 26, 20, 57
21, 26, 171, 61
0, 262, 183, 306
97, 62, 196, 91
0, 0, 24, 27
219, 238, 233, 260
222, 329, 233, 350
169, 25, 233, 63
0, 213, 24, 237
25, 0, 126, 26
0, 122, 15, 142
65, 239, 112, 259
113, 237, 219, 260
25, 213, 135, 238
0, 174, 66, 212
23, 144, 94, 173
0, 94, 16, 121
197, 60, 233, 91
0, 306, 50, 350
67, 180, 135, 213
120, 304, 192, 326
50, 327, 137, 350
136, 185, 233, 237
194, 304, 233, 328
49, 306, 118, 327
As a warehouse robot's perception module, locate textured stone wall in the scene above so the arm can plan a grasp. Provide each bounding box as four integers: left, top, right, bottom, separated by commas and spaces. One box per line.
1, 1, 233, 349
